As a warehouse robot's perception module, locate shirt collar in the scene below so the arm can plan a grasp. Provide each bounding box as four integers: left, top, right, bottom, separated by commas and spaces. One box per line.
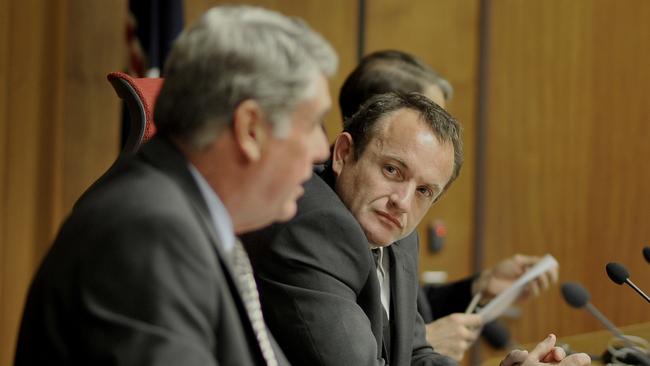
187, 163, 236, 253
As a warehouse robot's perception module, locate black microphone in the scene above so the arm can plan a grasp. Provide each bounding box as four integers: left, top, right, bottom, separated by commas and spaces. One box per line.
606, 262, 650, 304
561, 282, 650, 365
644, 247, 650, 264
481, 321, 513, 350
561, 283, 627, 341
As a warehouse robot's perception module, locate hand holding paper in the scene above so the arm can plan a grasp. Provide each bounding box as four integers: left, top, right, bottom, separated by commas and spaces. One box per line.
476, 254, 559, 323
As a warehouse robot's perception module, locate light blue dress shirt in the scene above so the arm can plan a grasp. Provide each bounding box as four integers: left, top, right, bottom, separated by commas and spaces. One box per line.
187, 163, 235, 254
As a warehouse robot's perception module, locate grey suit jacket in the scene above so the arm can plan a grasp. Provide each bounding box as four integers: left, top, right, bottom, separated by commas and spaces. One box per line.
242, 168, 456, 366
15, 137, 287, 366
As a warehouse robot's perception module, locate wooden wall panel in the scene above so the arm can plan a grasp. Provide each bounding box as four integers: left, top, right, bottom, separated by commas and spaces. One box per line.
3, 0, 646, 363
0, 0, 7, 357
484, 0, 650, 345
61, 1, 125, 212
2, 2, 60, 363
0, 1, 125, 363
184, 0, 359, 142
365, 0, 481, 282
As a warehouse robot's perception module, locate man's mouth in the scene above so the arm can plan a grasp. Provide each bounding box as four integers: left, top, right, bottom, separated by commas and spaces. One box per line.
375, 211, 403, 229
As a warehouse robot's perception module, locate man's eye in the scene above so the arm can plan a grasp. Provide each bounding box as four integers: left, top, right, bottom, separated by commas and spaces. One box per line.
383, 165, 397, 175
417, 187, 433, 198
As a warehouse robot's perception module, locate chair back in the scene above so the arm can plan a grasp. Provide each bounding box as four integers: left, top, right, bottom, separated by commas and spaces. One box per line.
107, 71, 163, 153
74, 72, 164, 207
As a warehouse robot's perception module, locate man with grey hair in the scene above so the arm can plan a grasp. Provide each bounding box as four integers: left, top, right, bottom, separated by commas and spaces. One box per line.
15, 5, 335, 366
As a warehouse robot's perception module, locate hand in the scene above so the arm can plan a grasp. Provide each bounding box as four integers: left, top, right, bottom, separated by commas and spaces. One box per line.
499, 334, 591, 366
474, 254, 559, 302
425, 313, 484, 361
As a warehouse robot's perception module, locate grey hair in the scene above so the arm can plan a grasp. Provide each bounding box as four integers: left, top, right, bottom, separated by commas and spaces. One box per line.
154, 5, 338, 148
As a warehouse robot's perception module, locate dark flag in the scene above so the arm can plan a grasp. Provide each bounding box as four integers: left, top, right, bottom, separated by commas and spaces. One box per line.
121, 0, 183, 147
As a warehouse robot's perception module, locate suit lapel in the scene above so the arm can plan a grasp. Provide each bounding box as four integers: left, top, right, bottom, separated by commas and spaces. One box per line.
139, 137, 238, 277
140, 137, 275, 363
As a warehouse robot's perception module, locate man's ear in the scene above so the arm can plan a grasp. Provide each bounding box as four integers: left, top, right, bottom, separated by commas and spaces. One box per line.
331, 132, 354, 175
232, 100, 268, 162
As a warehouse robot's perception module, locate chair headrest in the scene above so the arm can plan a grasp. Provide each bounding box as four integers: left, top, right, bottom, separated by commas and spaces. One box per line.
107, 72, 164, 149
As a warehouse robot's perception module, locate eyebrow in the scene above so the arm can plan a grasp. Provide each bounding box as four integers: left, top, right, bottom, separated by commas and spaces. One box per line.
385, 154, 409, 171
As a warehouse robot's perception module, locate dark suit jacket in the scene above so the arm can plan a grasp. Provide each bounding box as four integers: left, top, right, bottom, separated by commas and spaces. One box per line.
242, 168, 456, 366
417, 278, 475, 324
14, 137, 287, 366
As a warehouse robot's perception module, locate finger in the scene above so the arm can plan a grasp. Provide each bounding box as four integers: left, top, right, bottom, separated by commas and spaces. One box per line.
540, 346, 566, 363
519, 286, 532, 301
549, 265, 559, 283
504, 255, 527, 277
553, 346, 566, 360
459, 313, 484, 329
500, 350, 528, 366
537, 272, 550, 291
513, 254, 540, 267
459, 325, 481, 342
528, 334, 556, 360
529, 280, 541, 297
561, 352, 591, 365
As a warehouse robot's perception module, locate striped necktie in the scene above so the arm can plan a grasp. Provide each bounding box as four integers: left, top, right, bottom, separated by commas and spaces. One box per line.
232, 240, 278, 366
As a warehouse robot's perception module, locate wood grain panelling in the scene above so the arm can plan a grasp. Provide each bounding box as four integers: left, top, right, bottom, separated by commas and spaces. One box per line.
365, 0, 480, 282
2, 2, 57, 363
185, 0, 359, 142
0, 1, 125, 363
61, 2, 125, 211
484, 0, 650, 345
3, 1, 647, 364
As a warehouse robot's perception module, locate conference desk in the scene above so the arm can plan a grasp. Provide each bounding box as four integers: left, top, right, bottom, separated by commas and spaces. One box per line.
482, 322, 650, 366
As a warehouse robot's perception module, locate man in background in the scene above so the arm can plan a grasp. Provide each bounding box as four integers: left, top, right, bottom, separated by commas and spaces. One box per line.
339, 50, 559, 362
244, 91, 462, 366
243, 91, 586, 366
15, 5, 336, 365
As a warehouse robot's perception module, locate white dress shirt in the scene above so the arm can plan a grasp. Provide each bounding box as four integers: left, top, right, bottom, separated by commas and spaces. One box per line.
373, 246, 391, 319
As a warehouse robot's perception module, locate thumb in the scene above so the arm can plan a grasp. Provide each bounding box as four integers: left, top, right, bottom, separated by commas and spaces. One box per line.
453, 313, 484, 329
528, 334, 556, 360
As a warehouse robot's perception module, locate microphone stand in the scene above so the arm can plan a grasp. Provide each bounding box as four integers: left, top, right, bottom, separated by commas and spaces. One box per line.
625, 279, 650, 304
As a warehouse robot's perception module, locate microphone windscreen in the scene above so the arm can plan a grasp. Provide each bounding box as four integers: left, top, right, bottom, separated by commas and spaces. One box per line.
606, 262, 629, 285
481, 321, 511, 350
561, 282, 590, 308
644, 247, 650, 264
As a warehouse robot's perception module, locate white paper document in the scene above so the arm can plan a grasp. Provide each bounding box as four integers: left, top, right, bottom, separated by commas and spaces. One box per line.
477, 254, 559, 323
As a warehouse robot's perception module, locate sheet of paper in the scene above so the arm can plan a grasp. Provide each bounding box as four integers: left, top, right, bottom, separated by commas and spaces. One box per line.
477, 254, 559, 323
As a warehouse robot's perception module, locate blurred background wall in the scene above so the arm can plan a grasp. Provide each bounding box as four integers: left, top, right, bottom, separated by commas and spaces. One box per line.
1, 1, 126, 364
1, 0, 649, 364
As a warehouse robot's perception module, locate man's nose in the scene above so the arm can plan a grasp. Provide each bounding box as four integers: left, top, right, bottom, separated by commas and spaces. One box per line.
389, 181, 415, 212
